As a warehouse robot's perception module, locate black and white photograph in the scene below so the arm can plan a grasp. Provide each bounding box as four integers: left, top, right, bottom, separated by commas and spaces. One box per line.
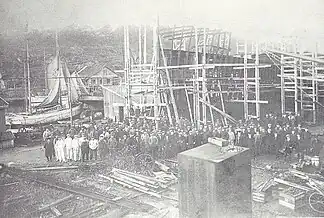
1, 0, 324, 217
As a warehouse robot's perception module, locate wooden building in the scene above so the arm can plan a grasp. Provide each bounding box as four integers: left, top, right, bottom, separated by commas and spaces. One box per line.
77, 63, 121, 94
102, 85, 155, 121
0, 97, 14, 149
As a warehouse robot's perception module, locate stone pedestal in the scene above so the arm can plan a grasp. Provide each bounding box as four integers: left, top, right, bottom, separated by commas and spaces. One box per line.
178, 143, 252, 218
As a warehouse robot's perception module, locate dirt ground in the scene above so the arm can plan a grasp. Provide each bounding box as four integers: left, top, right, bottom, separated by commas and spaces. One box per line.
0, 143, 323, 218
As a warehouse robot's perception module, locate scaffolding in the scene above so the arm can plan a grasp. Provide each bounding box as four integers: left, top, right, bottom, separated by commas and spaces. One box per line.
122, 24, 272, 129
265, 40, 324, 124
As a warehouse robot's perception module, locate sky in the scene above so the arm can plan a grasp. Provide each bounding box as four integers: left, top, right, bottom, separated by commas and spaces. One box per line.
1, 0, 324, 50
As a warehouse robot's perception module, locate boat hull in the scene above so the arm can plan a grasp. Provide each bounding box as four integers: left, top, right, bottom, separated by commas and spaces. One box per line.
6, 104, 83, 126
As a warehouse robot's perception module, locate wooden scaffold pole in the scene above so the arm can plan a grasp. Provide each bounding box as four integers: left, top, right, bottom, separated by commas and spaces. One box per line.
280, 43, 286, 115
312, 50, 316, 123
293, 40, 298, 115
158, 36, 179, 125
153, 16, 159, 129
255, 42, 260, 118
202, 27, 207, 125
194, 27, 200, 128
243, 40, 248, 120
124, 25, 131, 118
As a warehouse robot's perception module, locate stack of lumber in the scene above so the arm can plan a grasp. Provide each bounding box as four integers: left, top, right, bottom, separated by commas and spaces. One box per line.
99, 168, 177, 198
252, 179, 275, 203
279, 187, 306, 210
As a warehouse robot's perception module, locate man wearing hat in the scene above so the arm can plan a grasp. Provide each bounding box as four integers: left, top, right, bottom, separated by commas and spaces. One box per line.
89, 136, 99, 160
80, 134, 89, 162
44, 137, 54, 161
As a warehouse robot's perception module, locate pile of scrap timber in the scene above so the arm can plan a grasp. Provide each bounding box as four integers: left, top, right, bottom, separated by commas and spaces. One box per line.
252, 179, 276, 203
278, 187, 306, 210
99, 168, 177, 199
253, 168, 324, 211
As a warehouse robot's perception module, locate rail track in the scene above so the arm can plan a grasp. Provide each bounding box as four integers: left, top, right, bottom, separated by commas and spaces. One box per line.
0, 164, 154, 218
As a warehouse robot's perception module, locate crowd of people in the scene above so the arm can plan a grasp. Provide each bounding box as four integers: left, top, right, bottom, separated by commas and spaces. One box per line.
42, 112, 323, 163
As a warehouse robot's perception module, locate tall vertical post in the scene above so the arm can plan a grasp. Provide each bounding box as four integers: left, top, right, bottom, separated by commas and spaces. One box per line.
293, 42, 298, 114
55, 31, 62, 108
312, 51, 316, 123
26, 41, 31, 114
194, 27, 200, 129
139, 26, 142, 65
280, 54, 285, 115
143, 25, 147, 64
44, 48, 47, 94
202, 28, 207, 125
23, 60, 28, 113
315, 43, 319, 106
139, 26, 143, 105
68, 76, 73, 126
243, 40, 248, 120
255, 42, 260, 118
124, 25, 131, 118
299, 55, 303, 118
153, 17, 159, 129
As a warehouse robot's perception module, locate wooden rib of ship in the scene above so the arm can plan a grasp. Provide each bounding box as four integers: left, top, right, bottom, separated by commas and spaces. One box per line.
6, 35, 88, 127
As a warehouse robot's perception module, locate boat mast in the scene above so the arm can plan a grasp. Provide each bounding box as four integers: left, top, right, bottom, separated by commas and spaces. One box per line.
23, 57, 28, 113
44, 48, 47, 93
68, 73, 73, 126
56, 31, 62, 107
26, 38, 31, 114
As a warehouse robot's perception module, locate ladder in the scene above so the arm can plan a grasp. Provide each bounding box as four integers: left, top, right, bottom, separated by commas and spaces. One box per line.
280, 55, 298, 114
236, 40, 266, 119
299, 52, 316, 123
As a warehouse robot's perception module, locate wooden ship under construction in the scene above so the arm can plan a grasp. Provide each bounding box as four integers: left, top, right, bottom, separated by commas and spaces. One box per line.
102, 23, 324, 127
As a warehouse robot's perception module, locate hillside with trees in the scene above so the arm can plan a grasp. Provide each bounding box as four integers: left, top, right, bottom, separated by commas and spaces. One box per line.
0, 25, 153, 90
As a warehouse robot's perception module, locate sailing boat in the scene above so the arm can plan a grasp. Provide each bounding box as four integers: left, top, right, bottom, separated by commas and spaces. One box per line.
6, 34, 84, 127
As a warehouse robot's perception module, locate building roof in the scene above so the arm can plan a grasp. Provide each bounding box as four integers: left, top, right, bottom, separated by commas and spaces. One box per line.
0, 96, 9, 109
102, 85, 155, 106
77, 63, 121, 79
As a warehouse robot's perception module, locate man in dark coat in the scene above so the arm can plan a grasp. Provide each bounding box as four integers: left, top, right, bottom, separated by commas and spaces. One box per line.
44, 138, 54, 161
312, 137, 322, 156
80, 135, 89, 162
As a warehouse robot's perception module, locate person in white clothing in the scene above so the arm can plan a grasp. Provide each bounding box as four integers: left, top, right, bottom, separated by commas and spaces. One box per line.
228, 129, 235, 147
56, 136, 66, 162
54, 136, 60, 161
65, 134, 73, 161
71, 135, 80, 161
89, 137, 99, 160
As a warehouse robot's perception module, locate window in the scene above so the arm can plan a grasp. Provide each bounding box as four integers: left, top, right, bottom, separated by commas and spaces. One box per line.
107, 79, 111, 84
99, 79, 103, 84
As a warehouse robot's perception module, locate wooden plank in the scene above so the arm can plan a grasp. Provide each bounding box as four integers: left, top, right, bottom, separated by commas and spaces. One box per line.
112, 168, 165, 184
110, 175, 150, 191
0, 182, 19, 187
274, 178, 312, 192
5, 167, 153, 212
39, 195, 74, 212
110, 176, 162, 198
50, 207, 62, 217
155, 161, 171, 173
69, 203, 104, 218
25, 166, 78, 171
3, 195, 28, 204
112, 172, 160, 189
96, 208, 130, 218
